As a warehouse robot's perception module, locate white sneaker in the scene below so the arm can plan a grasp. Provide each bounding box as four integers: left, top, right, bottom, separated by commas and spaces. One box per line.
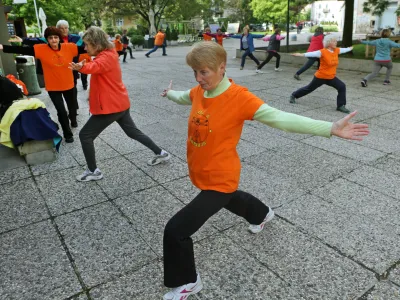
274, 68, 282, 72
256, 69, 263, 74
163, 274, 203, 300
76, 168, 103, 182
147, 151, 170, 166
248, 208, 275, 234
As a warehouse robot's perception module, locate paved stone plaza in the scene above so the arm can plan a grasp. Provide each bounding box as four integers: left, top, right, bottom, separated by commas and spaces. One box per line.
1, 38, 400, 300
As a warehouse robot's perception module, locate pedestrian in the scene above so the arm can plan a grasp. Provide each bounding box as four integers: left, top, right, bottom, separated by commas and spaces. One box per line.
230, 26, 264, 70
202, 27, 213, 41
256, 28, 285, 73
113, 34, 128, 63
159, 41, 369, 300
122, 29, 135, 59
204, 28, 230, 47
360, 29, 400, 87
294, 27, 326, 80
290, 37, 353, 113
0, 27, 86, 143
145, 29, 167, 57
68, 26, 170, 182
78, 32, 90, 90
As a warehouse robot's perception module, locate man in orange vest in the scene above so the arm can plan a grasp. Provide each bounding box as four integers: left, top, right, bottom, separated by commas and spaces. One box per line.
145, 29, 167, 57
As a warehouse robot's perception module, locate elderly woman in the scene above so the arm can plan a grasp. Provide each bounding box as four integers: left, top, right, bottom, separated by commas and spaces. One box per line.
113, 34, 127, 62
290, 37, 353, 113
0, 27, 85, 143
230, 26, 264, 70
160, 41, 369, 300
69, 26, 170, 182
360, 28, 400, 86
294, 26, 326, 80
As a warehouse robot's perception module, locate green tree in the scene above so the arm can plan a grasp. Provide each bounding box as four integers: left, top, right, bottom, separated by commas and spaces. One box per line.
163, 0, 204, 21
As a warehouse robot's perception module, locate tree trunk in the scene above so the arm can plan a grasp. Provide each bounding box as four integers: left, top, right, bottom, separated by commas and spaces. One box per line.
0, 0, 18, 76
342, 0, 354, 48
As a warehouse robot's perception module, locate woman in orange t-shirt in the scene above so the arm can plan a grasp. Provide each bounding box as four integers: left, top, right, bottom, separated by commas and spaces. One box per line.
158, 42, 369, 299
113, 34, 127, 62
0, 27, 86, 143
204, 28, 230, 46
202, 27, 213, 41
290, 37, 353, 113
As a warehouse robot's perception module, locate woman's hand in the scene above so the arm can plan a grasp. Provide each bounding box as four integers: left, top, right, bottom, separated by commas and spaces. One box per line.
8, 35, 22, 43
291, 53, 304, 57
0, 44, 3, 51
161, 80, 172, 97
331, 111, 369, 140
68, 60, 86, 71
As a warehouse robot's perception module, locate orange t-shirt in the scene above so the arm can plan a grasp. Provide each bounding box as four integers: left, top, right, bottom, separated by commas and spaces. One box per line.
33, 43, 78, 91
203, 34, 213, 41
113, 39, 123, 51
315, 48, 340, 79
215, 35, 224, 46
154, 32, 165, 46
187, 81, 264, 193
78, 53, 92, 63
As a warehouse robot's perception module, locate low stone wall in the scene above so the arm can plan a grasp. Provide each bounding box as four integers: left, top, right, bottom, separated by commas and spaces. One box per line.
235, 49, 400, 76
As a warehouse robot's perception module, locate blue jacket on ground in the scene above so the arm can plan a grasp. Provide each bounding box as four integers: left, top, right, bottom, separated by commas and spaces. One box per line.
361, 38, 400, 61
230, 33, 264, 52
10, 108, 62, 151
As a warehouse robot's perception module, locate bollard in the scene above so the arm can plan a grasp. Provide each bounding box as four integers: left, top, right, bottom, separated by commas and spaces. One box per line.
15, 56, 41, 96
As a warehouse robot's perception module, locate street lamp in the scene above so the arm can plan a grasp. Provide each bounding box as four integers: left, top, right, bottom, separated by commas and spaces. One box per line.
286, 0, 290, 52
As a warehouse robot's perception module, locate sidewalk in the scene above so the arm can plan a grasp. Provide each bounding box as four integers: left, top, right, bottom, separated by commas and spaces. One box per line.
1, 42, 400, 300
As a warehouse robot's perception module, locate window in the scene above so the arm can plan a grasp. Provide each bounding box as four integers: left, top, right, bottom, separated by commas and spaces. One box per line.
115, 18, 123, 27
332, 14, 334, 18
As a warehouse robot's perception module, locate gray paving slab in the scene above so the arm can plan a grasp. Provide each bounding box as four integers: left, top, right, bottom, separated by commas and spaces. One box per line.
389, 265, 400, 286
0, 165, 31, 184
35, 166, 108, 216
351, 124, 400, 153
55, 202, 157, 287
94, 156, 157, 199
114, 186, 218, 256
365, 281, 400, 300
30, 147, 79, 175
125, 150, 188, 184
224, 219, 375, 299
0, 220, 81, 300
302, 135, 386, 162
343, 165, 400, 200
0, 178, 48, 233
369, 111, 400, 130
195, 234, 302, 300
0, 144, 26, 172
89, 262, 165, 300
278, 194, 400, 273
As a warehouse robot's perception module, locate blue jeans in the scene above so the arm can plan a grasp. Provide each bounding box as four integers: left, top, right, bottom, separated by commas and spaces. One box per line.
296, 57, 320, 75
146, 45, 166, 56
241, 49, 260, 67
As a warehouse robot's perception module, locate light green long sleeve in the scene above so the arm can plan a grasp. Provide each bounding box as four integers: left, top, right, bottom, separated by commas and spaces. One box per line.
253, 104, 333, 138
166, 90, 191, 105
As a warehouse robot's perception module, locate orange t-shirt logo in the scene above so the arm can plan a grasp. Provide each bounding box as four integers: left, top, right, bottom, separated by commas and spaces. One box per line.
52, 54, 66, 67
190, 111, 210, 147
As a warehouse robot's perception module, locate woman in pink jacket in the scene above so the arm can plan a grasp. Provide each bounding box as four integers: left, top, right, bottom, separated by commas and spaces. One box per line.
69, 26, 170, 182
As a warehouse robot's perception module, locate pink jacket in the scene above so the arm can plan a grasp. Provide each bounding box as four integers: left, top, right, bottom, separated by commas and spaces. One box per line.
80, 49, 130, 115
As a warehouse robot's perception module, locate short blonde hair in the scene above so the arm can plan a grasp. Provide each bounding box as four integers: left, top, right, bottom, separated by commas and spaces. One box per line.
83, 26, 114, 53
324, 36, 337, 48
186, 42, 227, 72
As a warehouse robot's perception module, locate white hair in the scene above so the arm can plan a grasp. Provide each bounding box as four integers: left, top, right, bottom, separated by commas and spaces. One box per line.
324, 36, 337, 48
56, 20, 69, 28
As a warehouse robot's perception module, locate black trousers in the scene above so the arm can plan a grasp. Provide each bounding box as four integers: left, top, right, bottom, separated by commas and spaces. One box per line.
79, 109, 162, 171
117, 50, 127, 62
125, 46, 134, 58
258, 51, 280, 69
48, 88, 76, 139
73, 71, 79, 109
163, 190, 269, 287
81, 74, 88, 88
292, 76, 346, 108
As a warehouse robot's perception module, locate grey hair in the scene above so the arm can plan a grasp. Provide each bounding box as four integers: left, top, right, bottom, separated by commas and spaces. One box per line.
82, 26, 114, 53
324, 36, 337, 48
56, 20, 69, 28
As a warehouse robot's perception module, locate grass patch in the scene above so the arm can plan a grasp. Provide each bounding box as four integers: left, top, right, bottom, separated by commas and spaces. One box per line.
293, 43, 400, 63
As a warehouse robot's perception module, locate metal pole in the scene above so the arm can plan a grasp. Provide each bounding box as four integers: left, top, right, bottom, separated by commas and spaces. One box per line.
33, 0, 41, 36
286, 0, 289, 52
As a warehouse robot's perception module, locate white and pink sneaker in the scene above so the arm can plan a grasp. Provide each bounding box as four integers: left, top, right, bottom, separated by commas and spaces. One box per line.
248, 208, 275, 234
163, 274, 203, 300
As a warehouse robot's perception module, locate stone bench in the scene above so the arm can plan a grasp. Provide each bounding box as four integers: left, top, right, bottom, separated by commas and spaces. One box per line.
17, 139, 56, 165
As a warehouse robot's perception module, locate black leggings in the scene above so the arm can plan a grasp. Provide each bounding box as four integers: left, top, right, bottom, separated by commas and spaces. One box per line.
163, 189, 269, 287
48, 88, 76, 139
79, 109, 162, 171
258, 51, 280, 70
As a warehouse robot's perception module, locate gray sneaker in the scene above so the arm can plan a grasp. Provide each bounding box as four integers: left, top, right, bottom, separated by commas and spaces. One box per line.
76, 168, 103, 182
147, 152, 171, 166
294, 74, 300, 80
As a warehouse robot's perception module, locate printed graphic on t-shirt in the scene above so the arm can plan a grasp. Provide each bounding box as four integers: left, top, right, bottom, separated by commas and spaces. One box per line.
189, 110, 210, 147
52, 54, 65, 67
